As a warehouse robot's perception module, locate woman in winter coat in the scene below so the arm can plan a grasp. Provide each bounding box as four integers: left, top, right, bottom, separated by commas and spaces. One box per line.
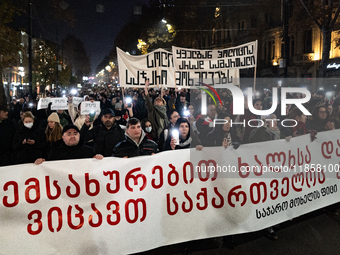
306, 105, 334, 132
45, 112, 63, 157
164, 118, 203, 151
12, 111, 46, 164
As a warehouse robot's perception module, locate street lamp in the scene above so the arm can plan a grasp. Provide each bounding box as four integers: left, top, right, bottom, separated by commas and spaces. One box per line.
105, 65, 111, 85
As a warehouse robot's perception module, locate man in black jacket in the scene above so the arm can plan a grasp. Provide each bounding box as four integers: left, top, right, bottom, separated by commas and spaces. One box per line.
112, 118, 158, 158
34, 125, 103, 164
80, 108, 125, 157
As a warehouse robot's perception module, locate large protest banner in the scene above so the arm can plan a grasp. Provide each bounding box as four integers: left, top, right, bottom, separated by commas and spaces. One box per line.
172, 41, 257, 86
117, 47, 176, 88
0, 129, 339, 255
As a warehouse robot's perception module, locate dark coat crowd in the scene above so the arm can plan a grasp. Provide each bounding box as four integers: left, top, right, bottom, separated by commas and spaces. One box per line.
0, 85, 338, 167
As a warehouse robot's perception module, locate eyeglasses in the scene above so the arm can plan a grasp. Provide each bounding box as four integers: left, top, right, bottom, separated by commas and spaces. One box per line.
319, 111, 327, 114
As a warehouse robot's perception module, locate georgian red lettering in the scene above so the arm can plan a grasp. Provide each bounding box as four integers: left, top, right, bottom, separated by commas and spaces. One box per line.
25, 178, 40, 204
254, 155, 264, 176
298, 148, 303, 166
321, 141, 333, 159
318, 168, 326, 184
197, 160, 217, 181
85, 173, 100, 196
45, 176, 61, 200
3, 181, 19, 207
270, 179, 279, 200
103, 171, 120, 194
228, 185, 247, 207
47, 207, 62, 232
306, 168, 317, 188
266, 152, 286, 168
125, 199, 147, 223
168, 164, 179, 186
212, 187, 224, 208
67, 205, 84, 230
166, 193, 178, 216
151, 165, 163, 189
27, 210, 43, 235
66, 174, 81, 198
281, 177, 289, 197
107, 201, 120, 225
336, 140, 340, 156
305, 145, 311, 164
238, 157, 250, 178
250, 182, 267, 204
88, 203, 102, 227
183, 161, 194, 184
196, 188, 208, 210
182, 191, 193, 213
125, 167, 147, 192
292, 173, 304, 192
288, 150, 296, 169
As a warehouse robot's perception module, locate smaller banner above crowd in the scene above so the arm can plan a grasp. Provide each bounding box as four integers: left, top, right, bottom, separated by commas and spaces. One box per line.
80, 101, 101, 115
117, 41, 257, 88
50, 98, 68, 111
37, 97, 84, 111
71, 97, 84, 107
37, 97, 51, 110
172, 41, 257, 71
117, 47, 176, 88
172, 41, 257, 86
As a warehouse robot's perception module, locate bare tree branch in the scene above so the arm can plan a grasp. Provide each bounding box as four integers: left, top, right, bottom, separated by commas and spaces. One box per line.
330, 0, 340, 28
299, 0, 322, 29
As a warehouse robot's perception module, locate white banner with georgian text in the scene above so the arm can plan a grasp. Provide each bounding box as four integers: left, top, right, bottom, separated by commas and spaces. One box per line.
0, 129, 339, 255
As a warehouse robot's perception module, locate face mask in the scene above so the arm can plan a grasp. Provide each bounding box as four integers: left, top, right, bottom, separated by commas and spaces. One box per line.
24, 123, 33, 129
145, 127, 152, 133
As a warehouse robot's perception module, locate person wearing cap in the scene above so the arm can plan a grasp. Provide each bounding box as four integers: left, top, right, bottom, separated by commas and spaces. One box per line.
112, 118, 158, 158
80, 108, 125, 157
45, 112, 63, 157
0, 105, 16, 166
34, 124, 103, 164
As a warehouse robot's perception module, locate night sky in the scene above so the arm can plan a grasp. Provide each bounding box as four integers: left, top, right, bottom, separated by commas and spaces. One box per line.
30, 0, 149, 74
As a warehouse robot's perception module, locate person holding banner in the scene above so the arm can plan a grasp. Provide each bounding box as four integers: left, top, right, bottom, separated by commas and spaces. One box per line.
68, 96, 98, 130
35, 124, 103, 164
112, 118, 158, 158
12, 111, 47, 165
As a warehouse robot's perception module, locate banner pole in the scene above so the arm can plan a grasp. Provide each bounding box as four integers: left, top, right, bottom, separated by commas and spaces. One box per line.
253, 40, 258, 91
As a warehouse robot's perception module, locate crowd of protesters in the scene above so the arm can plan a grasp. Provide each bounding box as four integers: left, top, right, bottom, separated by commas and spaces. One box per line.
0, 81, 339, 245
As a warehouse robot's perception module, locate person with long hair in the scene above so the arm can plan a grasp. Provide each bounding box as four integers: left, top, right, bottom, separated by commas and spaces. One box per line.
141, 118, 158, 143
307, 105, 333, 132
164, 118, 203, 151
12, 111, 46, 164
45, 112, 63, 157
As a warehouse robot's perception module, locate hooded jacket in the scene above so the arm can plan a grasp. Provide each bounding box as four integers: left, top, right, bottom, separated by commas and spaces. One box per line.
112, 130, 158, 158
145, 94, 169, 139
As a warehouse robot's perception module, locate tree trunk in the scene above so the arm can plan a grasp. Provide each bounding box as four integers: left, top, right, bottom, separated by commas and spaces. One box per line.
0, 67, 7, 107
319, 27, 332, 78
